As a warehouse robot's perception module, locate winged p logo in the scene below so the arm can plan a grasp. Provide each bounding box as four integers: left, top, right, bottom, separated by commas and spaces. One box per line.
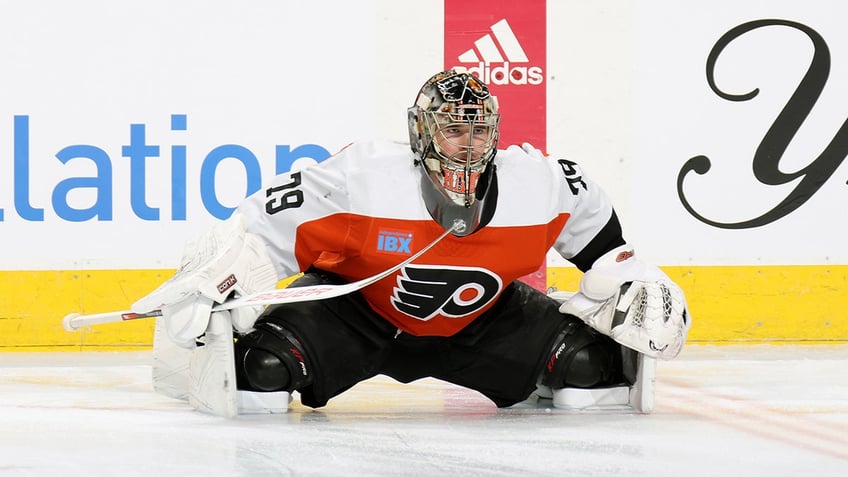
391, 265, 502, 321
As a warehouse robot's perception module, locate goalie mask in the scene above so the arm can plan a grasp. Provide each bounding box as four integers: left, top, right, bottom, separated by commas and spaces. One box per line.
408, 68, 500, 236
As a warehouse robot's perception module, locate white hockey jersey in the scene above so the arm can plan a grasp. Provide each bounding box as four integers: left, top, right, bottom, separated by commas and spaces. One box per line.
237, 141, 616, 337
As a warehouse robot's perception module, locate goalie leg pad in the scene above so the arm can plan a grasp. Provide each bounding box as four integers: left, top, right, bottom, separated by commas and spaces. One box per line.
549, 349, 656, 413
152, 316, 193, 401
235, 321, 312, 393
541, 321, 623, 389
188, 311, 238, 418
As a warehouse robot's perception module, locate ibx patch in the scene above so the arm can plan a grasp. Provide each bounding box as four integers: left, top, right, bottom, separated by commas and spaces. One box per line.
376, 229, 413, 255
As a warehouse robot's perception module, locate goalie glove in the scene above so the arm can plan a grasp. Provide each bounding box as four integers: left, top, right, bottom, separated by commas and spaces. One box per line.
558, 245, 691, 359
132, 213, 278, 347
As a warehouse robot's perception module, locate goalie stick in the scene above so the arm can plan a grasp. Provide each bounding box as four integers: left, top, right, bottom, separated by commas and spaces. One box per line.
63, 220, 463, 332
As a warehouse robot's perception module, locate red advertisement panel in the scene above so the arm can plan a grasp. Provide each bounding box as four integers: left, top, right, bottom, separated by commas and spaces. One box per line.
444, 0, 546, 150
444, 0, 547, 290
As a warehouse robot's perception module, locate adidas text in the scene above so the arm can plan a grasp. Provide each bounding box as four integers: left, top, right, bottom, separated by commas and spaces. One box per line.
465, 62, 544, 86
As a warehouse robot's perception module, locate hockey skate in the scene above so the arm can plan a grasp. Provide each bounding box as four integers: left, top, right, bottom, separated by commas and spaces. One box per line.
524, 347, 656, 413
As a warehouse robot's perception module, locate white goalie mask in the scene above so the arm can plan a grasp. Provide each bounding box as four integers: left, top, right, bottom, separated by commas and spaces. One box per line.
408, 69, 501, 236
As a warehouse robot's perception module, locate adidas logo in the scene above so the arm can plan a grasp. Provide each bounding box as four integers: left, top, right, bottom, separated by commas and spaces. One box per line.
455, 18, 543, 86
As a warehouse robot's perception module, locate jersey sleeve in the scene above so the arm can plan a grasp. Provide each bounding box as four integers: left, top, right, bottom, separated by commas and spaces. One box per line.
549, 157, 626, 272
235, 151, 352, 280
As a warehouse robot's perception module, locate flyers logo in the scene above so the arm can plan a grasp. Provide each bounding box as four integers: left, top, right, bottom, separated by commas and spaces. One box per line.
391, 265, 503, 321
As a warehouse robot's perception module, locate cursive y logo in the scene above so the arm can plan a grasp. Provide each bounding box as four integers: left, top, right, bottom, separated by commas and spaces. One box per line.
678, 19, 847, 229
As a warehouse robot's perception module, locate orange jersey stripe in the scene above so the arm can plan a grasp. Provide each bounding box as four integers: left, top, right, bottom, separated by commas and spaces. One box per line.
294, 213, 570, 336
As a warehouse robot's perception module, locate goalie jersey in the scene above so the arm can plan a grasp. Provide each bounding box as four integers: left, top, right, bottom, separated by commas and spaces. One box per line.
237, 141, 622, 337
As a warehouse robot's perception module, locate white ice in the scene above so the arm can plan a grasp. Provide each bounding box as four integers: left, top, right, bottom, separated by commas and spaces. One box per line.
1, 345, 846, 476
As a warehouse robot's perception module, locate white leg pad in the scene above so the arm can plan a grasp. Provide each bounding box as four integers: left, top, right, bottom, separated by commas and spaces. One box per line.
188, 311, 238, 418
186, 311, 293, 417
151, 316, 192, 401
551, 354, 656, 413
236, 391, 292, 414
630, 354, 656, 413
552, 386, 632, 410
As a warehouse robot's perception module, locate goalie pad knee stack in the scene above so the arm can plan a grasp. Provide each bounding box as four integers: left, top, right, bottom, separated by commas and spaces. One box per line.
541, 321, 622, 390
234, 321, 313, 394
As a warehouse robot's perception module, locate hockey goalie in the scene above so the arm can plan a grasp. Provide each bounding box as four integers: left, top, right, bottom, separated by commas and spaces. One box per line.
129, 68, 691, 417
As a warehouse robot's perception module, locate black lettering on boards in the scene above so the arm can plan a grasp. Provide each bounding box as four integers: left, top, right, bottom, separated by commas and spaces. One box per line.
677, 19, 847, 229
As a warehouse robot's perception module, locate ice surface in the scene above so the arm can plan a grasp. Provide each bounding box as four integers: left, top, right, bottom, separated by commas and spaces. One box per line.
1, 345, 846, 476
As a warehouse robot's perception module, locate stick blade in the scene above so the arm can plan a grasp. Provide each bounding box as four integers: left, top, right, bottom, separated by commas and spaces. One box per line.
213, 282, 359, 311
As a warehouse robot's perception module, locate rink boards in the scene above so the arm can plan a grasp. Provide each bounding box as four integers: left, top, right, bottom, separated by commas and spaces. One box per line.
1, 265, 845, 350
